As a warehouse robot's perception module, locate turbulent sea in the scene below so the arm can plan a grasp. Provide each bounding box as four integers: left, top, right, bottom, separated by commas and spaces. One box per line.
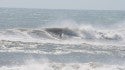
0, 8, 125, 70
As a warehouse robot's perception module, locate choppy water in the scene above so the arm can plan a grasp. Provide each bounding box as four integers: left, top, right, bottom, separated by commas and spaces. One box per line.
0, 8, 125, 70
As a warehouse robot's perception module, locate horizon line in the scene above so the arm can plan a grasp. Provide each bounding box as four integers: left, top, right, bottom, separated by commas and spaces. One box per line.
0, 7, 125, 11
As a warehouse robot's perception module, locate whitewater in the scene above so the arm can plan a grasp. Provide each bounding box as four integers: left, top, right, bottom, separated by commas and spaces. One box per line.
0, 8, 125, 70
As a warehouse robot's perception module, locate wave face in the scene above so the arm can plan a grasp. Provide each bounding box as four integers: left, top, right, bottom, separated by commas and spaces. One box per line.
0, 8, 125, 70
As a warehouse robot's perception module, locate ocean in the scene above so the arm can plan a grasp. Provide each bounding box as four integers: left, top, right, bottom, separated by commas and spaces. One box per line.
0, 8, 125, 70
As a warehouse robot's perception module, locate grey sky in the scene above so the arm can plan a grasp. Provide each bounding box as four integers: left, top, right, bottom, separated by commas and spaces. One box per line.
0, 0, 125, 10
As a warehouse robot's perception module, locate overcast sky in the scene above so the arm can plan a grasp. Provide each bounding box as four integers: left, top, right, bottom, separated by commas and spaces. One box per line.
0, 0, 125, 10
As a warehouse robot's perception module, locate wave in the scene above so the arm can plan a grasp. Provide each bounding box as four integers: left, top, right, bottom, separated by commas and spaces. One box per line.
0, 27, 124, 45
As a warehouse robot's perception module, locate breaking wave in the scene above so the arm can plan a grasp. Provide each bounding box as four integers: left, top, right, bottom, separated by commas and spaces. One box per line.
0, 27, 124, 45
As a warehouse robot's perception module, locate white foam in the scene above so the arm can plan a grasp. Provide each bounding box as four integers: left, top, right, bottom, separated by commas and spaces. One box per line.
0, 61, 124, 70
